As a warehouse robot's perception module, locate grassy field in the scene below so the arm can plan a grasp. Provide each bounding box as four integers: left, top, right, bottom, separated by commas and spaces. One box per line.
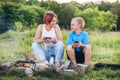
0, 30, 120, 80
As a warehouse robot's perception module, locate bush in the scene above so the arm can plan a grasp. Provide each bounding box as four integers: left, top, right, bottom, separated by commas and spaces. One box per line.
0, 2, 47, 33
0, 2, 20, 33
75, 8, 117, 31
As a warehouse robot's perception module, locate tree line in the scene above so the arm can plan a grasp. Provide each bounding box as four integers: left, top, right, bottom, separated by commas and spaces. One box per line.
0, 0, 120, 33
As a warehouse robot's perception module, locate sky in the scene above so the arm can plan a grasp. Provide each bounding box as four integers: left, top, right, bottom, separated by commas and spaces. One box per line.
55, 0, 118, 3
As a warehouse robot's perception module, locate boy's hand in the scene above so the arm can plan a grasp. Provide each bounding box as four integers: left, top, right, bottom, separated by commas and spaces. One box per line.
72, 42, 79, 48
78, 42, 83, 47
72, 41, 83, 48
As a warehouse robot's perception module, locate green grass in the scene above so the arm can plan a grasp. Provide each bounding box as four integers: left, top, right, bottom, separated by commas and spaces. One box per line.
0, 30, 120, 80
89, 31, 120, 63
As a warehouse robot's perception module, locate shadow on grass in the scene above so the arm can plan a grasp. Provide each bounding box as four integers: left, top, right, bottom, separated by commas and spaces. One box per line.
0, 67, 120, 80
35, 68, 83, 80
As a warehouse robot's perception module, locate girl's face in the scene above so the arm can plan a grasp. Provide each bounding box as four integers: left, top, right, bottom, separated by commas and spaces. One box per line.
49, 17, 57, 26
71, 20, 81, 31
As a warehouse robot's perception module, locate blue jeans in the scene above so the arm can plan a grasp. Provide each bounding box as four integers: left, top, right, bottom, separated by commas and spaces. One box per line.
31, 41, 64, 64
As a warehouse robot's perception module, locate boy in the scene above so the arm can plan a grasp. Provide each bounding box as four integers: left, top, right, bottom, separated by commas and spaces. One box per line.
66, 17, 91, 66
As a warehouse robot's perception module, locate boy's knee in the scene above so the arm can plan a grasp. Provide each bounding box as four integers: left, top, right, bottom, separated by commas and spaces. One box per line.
83, 44, 91, 54
67, 45, 73, 52
84, 45, 91, 50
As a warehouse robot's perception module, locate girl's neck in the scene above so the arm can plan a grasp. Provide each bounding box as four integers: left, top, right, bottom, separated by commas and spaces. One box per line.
45, 24, 52, 31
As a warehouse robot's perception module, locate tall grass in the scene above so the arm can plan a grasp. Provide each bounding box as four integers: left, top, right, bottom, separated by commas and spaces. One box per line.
0, 30, 120, 80
0, 30, 25, 63
89, 31, 120, 63
0, 30, 120, 63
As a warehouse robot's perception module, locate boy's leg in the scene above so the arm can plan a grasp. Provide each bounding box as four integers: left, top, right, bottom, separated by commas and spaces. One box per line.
54, 41, 64, 64
66, 45, 77, 64
83, 44, 91, 65
75, 50, 84, 63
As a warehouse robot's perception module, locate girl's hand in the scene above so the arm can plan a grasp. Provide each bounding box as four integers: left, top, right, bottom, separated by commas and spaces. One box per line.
51, 38, 57, 44
42, 37, 57, 44
43, 38, 51, 43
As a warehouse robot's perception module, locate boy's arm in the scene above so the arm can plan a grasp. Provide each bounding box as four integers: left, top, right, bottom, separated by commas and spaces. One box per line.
78, 42, 90, 48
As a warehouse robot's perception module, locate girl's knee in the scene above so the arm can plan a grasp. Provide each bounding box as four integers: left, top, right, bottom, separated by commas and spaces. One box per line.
31, 42, 42, 50
56, 41, 64, 48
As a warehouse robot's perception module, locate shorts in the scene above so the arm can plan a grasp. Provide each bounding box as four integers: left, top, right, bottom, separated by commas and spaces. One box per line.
67, 49, 85, 63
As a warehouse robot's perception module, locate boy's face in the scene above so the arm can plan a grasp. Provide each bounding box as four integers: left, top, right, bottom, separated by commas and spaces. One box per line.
71, 20, 80, 32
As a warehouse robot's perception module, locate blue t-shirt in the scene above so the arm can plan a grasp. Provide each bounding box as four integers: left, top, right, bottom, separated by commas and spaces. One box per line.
67, 31, 90, 51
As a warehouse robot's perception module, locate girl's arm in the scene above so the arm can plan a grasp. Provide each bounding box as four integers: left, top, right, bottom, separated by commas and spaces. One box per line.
54, 24, 63, 41
33, 25, 43, 43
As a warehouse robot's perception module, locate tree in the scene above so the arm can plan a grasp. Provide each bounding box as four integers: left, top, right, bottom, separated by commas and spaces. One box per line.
110, 1, 120, 31
69, 1, 85, 11
98, 1, 112, 11
26, 0, 40, 5
0, 0, 26, 4
58, 4, 77, 29
84, 2, 97, 9
39, 0, 49, 8
75, 8, 117, 31
0, 2, 20, 33
47, 1, 60, 15
0, 2, 47, 33
98, 11, 117, 31
0, 2, 7, 33
17, 5, 46, 29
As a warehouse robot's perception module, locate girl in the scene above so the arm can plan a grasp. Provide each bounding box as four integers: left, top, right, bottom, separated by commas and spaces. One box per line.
32, 11, 64, 66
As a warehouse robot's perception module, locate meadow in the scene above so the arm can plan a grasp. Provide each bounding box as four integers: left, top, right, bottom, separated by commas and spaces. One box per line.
0, 29, 120, 80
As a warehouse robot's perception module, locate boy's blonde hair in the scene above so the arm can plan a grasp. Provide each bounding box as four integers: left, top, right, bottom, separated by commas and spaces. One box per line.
72, 17, 85, 29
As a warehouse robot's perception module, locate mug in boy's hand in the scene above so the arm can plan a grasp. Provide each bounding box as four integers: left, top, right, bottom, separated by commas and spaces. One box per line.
72, 41, 79, 48
74, 41, 79, 43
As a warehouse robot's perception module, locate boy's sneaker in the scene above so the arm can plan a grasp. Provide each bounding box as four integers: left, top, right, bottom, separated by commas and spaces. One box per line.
74, 64, 87, 75
54, 61, 71, 73
68, 62, 87, 75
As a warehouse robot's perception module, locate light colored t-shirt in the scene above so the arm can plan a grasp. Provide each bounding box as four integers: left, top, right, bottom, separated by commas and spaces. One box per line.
41, 24, 57, 47
41, 24, 56, 39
